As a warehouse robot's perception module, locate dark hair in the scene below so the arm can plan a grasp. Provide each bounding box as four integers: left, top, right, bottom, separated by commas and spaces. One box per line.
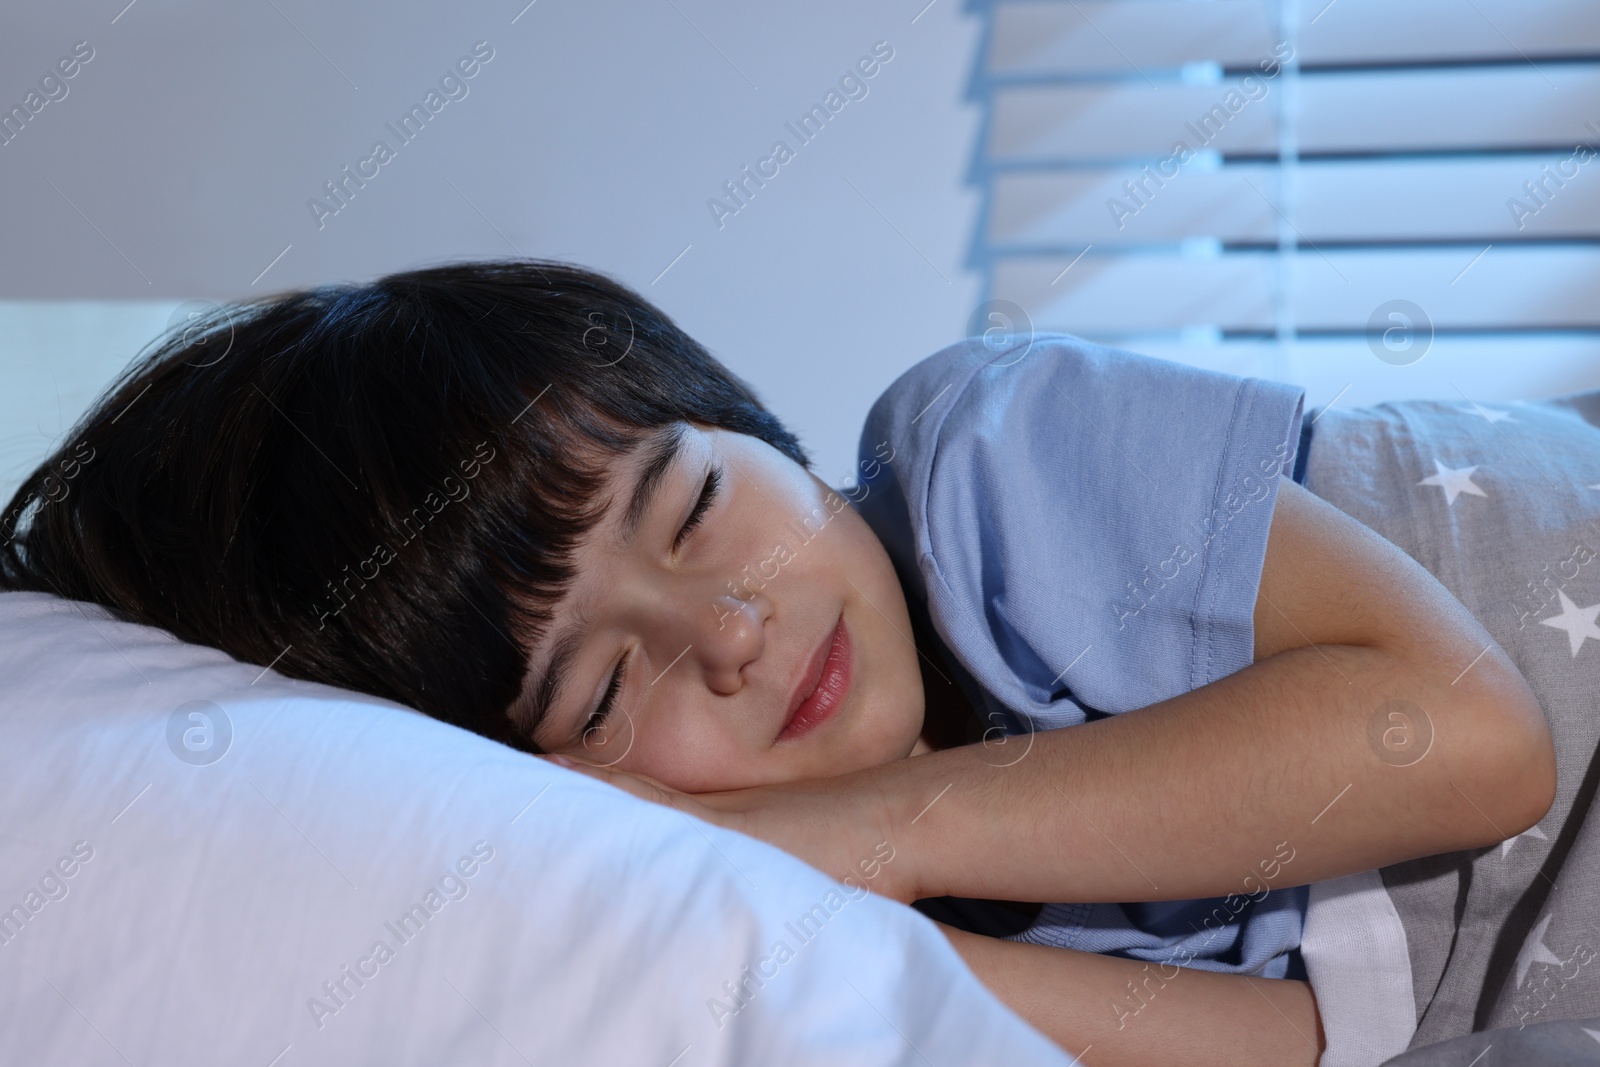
0, 259, 807, 750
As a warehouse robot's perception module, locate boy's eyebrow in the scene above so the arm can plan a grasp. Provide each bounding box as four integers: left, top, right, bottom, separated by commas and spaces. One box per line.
525, 423, 690, 743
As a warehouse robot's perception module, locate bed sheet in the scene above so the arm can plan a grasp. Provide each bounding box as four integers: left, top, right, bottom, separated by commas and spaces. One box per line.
1299, 389, 1600, 1066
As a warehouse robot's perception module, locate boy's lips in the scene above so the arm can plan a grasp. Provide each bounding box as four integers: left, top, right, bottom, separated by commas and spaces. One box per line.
777, 614, 851, 743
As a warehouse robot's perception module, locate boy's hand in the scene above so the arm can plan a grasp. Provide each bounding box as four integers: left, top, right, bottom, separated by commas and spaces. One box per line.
542, 754, 914, 902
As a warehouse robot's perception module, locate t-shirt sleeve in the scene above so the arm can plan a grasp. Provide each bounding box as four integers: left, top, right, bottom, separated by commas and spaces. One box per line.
853, 333, 1306, 731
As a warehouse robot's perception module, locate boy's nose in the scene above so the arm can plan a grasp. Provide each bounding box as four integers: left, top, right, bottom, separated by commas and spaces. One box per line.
691, 593, 770, 694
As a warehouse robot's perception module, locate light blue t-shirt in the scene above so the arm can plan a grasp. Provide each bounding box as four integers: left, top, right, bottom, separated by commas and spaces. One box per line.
851, 332, 1310, 978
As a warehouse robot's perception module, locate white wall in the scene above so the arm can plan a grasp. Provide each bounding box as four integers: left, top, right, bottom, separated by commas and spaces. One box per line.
0, 0, 983, 501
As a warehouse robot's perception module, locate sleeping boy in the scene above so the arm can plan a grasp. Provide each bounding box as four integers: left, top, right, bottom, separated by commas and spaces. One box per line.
0, 259, 1556, 1066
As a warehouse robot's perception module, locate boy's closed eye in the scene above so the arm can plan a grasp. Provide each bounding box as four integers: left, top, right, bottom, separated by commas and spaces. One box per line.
574, 460, 724, 747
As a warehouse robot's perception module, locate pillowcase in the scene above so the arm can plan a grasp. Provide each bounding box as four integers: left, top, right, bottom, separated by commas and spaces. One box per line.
0, 590, 1073, 1066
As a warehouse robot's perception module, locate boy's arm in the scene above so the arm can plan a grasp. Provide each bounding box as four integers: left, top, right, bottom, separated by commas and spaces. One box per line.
560, 477, 1556, 906
871, 475, 1555, 904
936, 923, 1324, 1067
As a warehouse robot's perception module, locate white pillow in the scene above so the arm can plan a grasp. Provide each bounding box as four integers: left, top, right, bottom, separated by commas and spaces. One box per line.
0, 590, 1073, 1066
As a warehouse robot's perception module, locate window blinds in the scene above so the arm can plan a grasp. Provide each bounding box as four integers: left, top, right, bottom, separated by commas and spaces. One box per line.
971, 0, 1600, 401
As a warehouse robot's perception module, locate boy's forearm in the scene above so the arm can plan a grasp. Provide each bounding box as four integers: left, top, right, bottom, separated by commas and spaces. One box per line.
877, 639, 1549, 905
938, 924, 1324, 1067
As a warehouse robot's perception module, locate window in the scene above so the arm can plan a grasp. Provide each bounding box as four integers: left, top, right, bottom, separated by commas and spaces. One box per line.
972, 0, 1600, 405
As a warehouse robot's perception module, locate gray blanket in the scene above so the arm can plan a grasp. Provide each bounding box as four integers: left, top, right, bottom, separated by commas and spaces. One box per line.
1301, 389, 1600, 1064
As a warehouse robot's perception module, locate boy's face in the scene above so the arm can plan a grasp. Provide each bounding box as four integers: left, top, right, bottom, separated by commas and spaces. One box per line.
516, 422, 927, 793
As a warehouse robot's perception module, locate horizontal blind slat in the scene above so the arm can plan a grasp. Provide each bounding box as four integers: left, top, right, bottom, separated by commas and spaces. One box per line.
991, 248, 1600, 331
988, 0, 1600, 78
989, 1, 1274, 77
988, 157, 1600, 246
1298, 0, 1600, 68
1103, 337, 1600, 407
988, 67, 1600, 162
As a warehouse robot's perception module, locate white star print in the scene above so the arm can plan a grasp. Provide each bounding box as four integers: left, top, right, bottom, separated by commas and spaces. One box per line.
1539, 590, 1600, 657
1585, 1028, 1600, 1047
1514, 913, 1564, 989
1417, 460, 1488, 506
1500, 822, 1548, 858
1460, 404, 1516, 424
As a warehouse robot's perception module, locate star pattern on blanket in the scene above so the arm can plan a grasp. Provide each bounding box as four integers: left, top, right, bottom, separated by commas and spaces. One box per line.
1499, 822, 1548, 858
1417, 460, 1487, 506
1585, 1028, 1600, 1048
1539, 590, 1600, 657
1514, 913, 1564, 989
1459, 404, 1516, 424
